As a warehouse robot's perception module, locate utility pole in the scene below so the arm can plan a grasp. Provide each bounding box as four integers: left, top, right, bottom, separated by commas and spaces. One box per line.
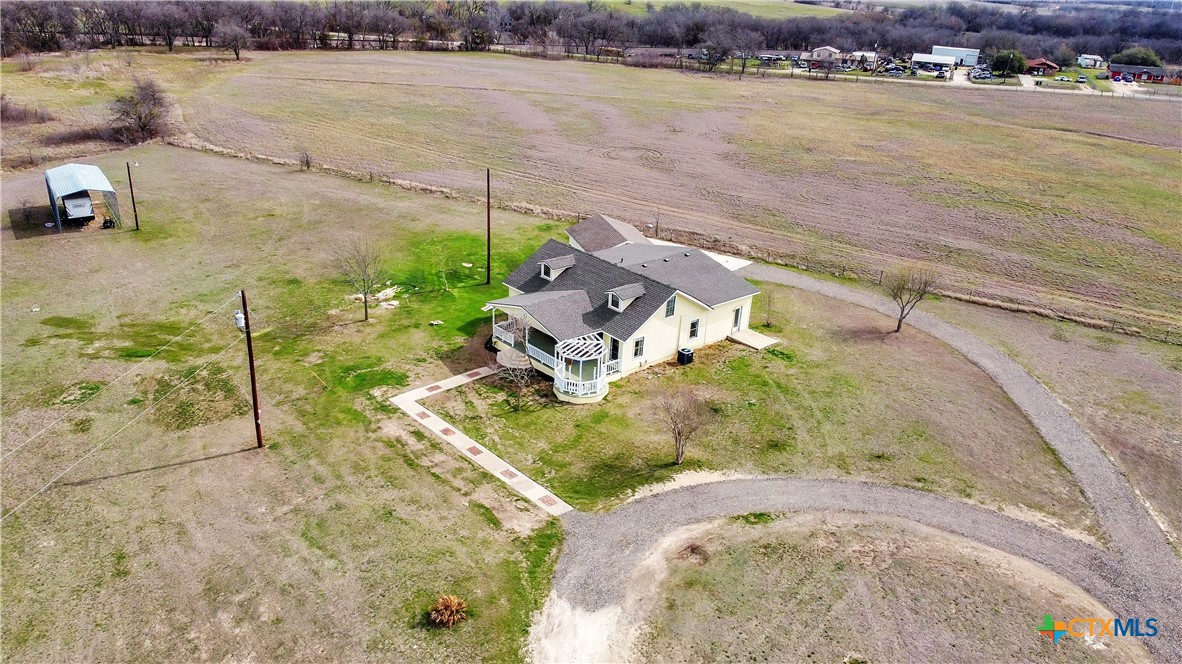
126, 161, 140, 231
486, 168, 492, 286
237, 290, 263, 449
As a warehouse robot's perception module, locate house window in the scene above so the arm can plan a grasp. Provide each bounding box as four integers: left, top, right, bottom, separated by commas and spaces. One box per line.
689, 319, 700, 339
608, 293, 621, 311
633, 337, 645, 358
665, 296, 676, 318
540, 264, 552, 281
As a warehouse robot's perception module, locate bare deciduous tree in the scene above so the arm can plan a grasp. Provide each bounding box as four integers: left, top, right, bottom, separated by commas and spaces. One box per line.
334, 238, 388, 322
882, 264, 938, 333
761, 288, 774, 327
496, 319, 535, 411
213, 19, 251, 61
110, 76, 169, 142
657, 388, 713, 465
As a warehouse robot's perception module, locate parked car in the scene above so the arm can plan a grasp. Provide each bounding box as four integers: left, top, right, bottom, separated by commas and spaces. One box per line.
936, 71, 947, 79
889, 71, 903, 77
1077, 75, 1088, 83
1054, 75, 1070, 81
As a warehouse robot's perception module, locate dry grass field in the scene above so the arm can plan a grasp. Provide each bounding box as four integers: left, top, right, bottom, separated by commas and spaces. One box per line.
924, 297, 1182, 551
1, 146, 566, 661
2, 46, 1179, 662
3, 49, 1179, 330
634, 513, 1152, 663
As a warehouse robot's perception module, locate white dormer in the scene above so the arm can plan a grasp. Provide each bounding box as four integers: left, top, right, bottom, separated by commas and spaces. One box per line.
540, 255, 576, 281
606, 283, 645, 312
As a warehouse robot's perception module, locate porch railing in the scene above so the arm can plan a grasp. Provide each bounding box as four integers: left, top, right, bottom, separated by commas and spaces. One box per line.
526, 344, 558, 370
556, 376, 606, 397
492, 322, 515, 346
604, 359, 621, 375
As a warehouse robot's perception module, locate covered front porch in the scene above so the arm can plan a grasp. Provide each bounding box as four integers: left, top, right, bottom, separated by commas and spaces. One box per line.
487, 310, 620, 402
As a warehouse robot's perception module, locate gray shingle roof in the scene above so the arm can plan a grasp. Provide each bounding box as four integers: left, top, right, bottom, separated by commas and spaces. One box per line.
608, 283, 646, 301
566, 214, 651, 253
501, 240, 675, 341
487, 290, 594, 340
592, 244, 760, 307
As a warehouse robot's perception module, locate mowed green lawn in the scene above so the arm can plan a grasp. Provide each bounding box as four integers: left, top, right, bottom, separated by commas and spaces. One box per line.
1, 145, 566, 662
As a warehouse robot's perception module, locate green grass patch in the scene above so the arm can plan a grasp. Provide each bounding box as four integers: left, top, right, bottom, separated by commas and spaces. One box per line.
732, 512, 778, 525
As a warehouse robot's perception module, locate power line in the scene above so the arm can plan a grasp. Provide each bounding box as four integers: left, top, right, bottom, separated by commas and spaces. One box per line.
2, 293, 240, 464
0, 335, 244, 523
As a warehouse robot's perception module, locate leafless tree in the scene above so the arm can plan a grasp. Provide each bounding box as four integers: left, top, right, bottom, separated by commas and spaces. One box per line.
334, 238, 388, 322
496, 319, 535, 411
657, 388, 713, 465
110, 76, 169, 142
213, 19, 250, 60
762, 288, 774, 327
882, 264, 939, 333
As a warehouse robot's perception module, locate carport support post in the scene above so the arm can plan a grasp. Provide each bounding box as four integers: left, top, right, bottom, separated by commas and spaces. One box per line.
486, 168, 491, 285
126, 161, 140, 231
240, 290, 263, 449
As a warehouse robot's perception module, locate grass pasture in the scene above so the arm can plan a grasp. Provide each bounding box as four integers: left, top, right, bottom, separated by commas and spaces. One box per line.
3, 49, 1179, 329
1, 145, 567, 661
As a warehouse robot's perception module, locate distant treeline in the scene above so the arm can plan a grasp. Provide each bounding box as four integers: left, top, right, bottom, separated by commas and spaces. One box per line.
3, 1, 1180, 65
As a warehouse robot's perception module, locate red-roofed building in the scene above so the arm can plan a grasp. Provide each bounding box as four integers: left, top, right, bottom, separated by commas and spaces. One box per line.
1025, 58, 1060, 76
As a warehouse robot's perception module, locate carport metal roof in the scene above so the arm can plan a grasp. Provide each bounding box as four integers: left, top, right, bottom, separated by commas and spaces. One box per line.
44, 163, 116, 231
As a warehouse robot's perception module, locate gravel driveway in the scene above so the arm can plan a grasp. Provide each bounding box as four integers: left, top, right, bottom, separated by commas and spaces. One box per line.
535, 263, 1182, 662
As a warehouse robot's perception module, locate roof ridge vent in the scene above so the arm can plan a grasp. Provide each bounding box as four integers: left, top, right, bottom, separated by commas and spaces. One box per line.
641, 263, 648, 268
663, 258, 670, 262
683, 252, 691, 257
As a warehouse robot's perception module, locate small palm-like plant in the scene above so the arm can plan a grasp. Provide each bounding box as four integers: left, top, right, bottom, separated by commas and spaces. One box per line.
429, 595, 468, 628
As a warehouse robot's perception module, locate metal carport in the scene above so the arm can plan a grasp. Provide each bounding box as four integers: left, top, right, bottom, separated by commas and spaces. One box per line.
44, 163, 119, 232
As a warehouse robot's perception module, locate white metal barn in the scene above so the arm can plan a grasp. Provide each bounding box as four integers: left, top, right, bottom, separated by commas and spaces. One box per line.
932, 46, 980, 66
911, 53, 957, 70
44, 163, 120, 232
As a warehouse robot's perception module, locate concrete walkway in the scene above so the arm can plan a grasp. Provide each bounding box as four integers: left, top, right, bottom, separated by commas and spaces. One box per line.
391, 367, 573, 516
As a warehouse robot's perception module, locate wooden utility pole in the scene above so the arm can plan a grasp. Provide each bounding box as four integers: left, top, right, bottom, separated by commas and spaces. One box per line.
239, 290, 263, 449
126, 161, 140, 231
486, 168, 492, 285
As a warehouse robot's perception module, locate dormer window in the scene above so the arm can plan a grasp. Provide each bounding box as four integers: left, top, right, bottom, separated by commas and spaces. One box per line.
539, 254, 576, 281
606, 283, 645, 312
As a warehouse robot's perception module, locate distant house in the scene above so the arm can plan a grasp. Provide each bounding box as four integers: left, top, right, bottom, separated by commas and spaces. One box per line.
1077, 54, 1105, 69
932, 46, 979, 66
911, 53, 956, 70
1108, 63, 1167, 83
1025, 58, 1060, 76
484, 215, 762, 403
799, 46, 841, 67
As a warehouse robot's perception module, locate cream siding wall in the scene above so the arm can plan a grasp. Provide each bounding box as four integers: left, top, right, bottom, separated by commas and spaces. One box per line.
617, 293, 753, 376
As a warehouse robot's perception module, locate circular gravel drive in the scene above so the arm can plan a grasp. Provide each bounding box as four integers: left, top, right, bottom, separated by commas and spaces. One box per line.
533, 263, 1182, 663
